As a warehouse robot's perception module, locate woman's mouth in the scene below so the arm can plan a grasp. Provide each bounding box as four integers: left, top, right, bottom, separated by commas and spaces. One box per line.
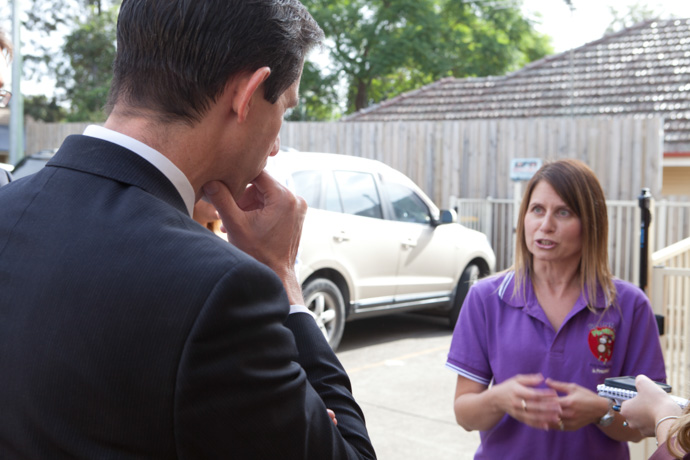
536, 239, 556, 248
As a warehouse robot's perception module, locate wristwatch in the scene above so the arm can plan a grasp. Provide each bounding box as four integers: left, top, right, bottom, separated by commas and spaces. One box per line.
598, 398, 616, 427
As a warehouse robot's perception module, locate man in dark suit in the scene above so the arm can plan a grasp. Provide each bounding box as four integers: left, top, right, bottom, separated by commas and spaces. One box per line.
0, 1, 375, 459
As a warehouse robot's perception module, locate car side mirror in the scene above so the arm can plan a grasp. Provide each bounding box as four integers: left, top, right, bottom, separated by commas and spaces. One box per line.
433, 209, 457, 226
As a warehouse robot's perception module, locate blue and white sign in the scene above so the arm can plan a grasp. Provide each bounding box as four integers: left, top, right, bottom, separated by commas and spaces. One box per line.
510, 158, 542, 181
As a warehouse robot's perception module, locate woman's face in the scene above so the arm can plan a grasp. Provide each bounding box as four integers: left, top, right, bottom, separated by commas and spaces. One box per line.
524, 180, 582, 268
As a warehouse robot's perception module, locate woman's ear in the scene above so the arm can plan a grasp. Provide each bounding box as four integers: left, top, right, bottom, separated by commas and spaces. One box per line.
233, 67, 271, 123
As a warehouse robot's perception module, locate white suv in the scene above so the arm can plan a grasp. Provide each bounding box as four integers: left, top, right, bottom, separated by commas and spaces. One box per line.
267, 151, 496, 350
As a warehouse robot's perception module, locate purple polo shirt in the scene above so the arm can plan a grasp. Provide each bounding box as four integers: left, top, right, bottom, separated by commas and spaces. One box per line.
446, 271, 666, 460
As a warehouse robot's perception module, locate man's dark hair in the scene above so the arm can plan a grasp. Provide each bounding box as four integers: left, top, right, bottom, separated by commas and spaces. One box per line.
107, 0, 323, 124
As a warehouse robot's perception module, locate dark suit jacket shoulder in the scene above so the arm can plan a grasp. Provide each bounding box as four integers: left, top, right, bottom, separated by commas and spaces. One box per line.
0, 135, 375, 459
0, 168, 11, 187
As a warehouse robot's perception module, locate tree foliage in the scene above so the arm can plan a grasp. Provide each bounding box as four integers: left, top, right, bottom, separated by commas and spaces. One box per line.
56, 6, 117, 121
17, 0, 551, 122
301, 0, 553, 116
24, 95, 67, 122
286, 61, 342, 121
20, 0, 119, 122
605, 2, 660, 34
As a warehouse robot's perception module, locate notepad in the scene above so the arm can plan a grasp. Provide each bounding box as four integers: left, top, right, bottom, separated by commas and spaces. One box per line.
597, 384, 688, 409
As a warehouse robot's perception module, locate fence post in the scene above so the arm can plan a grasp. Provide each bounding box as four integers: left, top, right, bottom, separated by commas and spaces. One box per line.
656, 200, 667, 250
639, 188, 664, 335
638, 188, 653, 292
449, 195, 458, 214
484, 198, 493, 242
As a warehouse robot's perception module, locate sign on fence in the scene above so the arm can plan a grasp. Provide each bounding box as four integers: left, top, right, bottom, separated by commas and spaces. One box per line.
509, 158, 542, 181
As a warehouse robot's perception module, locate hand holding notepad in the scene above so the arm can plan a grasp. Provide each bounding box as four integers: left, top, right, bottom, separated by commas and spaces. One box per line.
597, 376, 688, 409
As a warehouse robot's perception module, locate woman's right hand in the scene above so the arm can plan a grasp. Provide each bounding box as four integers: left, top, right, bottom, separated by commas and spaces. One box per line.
494, 373, 563, 430
454, 373, 562, 432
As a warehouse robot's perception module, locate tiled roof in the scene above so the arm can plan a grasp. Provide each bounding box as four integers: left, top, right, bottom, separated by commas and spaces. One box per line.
343, 18, 690, 153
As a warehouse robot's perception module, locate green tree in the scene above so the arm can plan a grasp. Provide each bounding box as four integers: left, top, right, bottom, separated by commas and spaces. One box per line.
302, 0, 552, 115
605, 3, 659, 34
286, 61, 342, 121
19, 0, 120, 122
56, 6, 117, 121
24, 95, 67, 122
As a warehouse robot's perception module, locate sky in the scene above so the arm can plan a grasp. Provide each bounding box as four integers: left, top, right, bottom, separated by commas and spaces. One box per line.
521, 0, 690, 53
4, 0, 690, 96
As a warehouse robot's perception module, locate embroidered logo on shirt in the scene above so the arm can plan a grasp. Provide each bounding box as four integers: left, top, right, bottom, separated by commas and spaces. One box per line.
588, 326, 615, 363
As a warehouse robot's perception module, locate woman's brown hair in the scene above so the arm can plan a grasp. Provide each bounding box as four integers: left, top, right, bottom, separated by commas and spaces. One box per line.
668, 409, 690, 458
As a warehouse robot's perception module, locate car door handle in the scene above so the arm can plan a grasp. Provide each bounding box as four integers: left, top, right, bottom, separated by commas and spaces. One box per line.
333, 231, 350, 243
402, 238, 417, 249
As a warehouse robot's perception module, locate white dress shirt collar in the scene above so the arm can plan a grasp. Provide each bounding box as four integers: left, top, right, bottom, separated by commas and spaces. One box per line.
83, 125, 195, 217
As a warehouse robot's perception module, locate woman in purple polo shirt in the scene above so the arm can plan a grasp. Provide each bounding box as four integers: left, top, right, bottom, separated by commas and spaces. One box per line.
446, 159, 666, 459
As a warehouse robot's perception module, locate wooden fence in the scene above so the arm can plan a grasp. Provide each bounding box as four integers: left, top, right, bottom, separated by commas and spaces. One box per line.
455, 197, 690, 278
28, 116, 665, 206
279, 116, 665, 204
25, 121, 92, 157
652, 237, 690, 398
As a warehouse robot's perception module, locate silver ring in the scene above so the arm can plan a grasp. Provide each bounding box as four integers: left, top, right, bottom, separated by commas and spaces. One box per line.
558, 419, 564, 431
521, 399, 527, 412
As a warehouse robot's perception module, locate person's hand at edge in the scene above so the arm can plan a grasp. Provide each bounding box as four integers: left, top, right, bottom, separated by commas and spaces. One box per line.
327, 409, 338, 426
620, 375, 683, 438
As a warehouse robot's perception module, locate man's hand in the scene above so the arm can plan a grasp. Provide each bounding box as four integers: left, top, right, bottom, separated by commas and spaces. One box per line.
327, 409, 338, 426
203, 171, 307, 304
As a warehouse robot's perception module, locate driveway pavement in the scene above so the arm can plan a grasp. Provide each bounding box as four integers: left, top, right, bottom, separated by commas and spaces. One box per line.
336, 313, 481, 460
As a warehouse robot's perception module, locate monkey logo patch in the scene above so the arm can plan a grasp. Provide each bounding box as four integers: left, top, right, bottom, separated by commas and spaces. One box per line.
588, 326, 615, 363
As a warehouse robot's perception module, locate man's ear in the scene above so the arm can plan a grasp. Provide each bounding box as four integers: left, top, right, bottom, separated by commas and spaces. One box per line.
233, 67, 271, 123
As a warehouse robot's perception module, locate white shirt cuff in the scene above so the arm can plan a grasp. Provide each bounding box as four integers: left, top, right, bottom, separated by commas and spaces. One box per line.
289, 305, 315, 318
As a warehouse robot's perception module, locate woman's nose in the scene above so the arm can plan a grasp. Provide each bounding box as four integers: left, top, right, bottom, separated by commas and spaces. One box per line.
539, 213, 556, 232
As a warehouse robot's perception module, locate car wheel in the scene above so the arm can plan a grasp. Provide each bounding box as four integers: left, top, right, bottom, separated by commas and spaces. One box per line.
302, 278, 346, 350
449, 264, 480, 328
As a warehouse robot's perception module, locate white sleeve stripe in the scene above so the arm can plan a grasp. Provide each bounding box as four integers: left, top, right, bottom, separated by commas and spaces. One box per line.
445, 363, 492, 386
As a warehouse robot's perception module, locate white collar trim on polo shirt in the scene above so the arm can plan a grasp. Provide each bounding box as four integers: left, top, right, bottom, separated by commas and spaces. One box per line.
83, 125, 195, 217
498, 271, 514, 300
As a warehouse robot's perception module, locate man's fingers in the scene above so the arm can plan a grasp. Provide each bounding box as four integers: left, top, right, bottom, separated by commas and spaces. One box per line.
235, 185, 263, 211
250, 169, 277, 192
202, 180, 242, 222
327, 409, 338, 426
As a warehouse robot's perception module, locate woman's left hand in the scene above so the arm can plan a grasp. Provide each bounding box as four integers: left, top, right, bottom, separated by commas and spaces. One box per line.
545, 378, 609, 431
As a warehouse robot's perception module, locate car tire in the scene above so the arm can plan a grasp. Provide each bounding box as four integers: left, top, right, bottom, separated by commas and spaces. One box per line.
449, 263, 480, 328
302, 278, 346, 350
